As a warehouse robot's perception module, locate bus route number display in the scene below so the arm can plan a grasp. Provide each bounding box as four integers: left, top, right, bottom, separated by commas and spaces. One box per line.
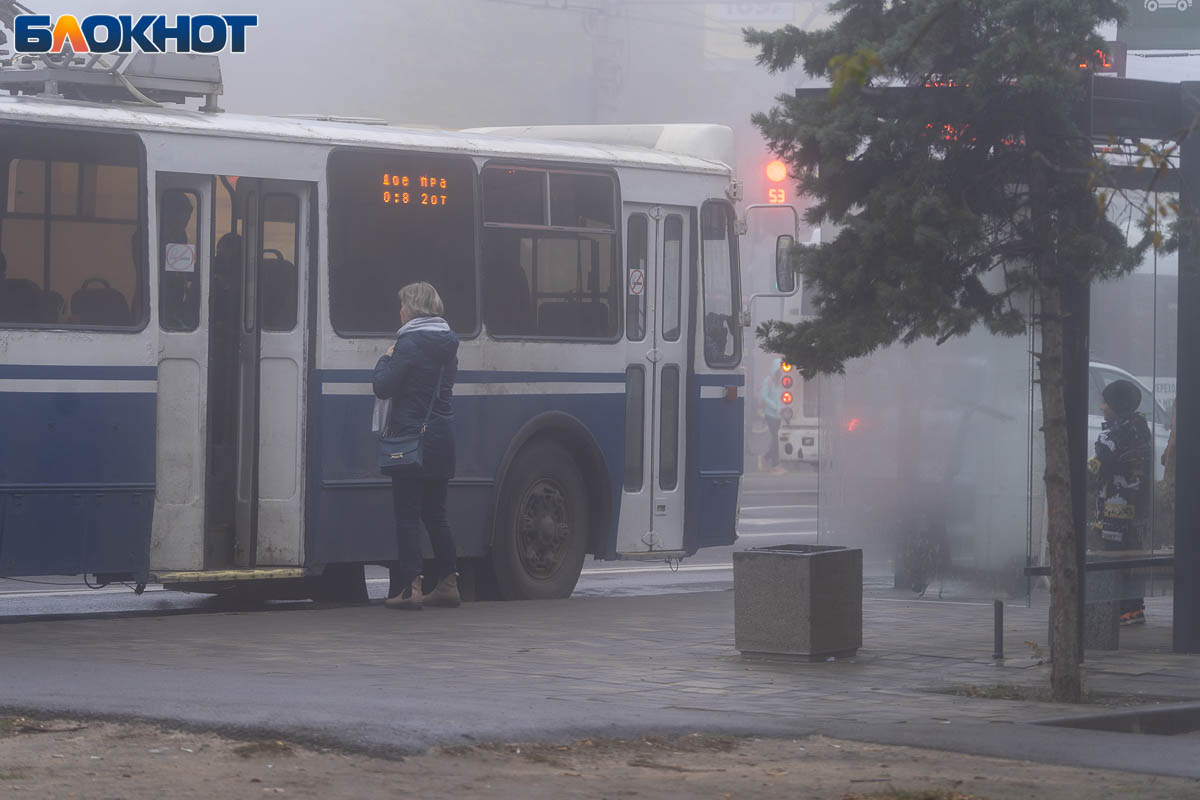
381, 172, 450, 208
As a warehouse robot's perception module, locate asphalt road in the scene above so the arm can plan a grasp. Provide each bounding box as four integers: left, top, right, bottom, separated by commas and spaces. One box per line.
0, 468, 818, 618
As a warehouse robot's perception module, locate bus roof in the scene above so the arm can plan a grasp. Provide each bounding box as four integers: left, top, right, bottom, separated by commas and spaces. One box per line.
0, 95, 732, 176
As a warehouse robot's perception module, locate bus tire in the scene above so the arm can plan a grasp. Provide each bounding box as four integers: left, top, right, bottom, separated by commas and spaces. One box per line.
492, 441, 589, 600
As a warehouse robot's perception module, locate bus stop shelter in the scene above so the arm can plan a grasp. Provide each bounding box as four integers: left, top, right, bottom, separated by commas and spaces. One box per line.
795, 77, 1200, 653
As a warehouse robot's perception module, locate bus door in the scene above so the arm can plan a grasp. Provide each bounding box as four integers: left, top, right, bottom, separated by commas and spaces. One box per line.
232, 180, 310, 567
617, 204, 690, 555
151, 173, 214, 571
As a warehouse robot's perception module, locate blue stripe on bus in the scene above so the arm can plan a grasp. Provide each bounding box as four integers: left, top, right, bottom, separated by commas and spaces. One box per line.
0, 364, 158, 380
318, 369, 627, 384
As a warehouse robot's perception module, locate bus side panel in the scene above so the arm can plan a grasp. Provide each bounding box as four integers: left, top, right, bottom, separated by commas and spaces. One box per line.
0, 376, 155, 578
309, 387, 625, 565
684, 374, 744, 553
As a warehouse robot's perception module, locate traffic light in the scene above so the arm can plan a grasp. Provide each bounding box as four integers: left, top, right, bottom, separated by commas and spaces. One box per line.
766, 159, 787, 205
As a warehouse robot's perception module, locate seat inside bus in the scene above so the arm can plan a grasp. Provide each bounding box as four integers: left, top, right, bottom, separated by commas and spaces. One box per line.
0, 277, 47, 323
259, 251, 297, 330
71, 278, 131, 326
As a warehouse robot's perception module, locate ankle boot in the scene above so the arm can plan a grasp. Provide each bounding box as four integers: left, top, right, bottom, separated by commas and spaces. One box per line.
384, 576, 423, 610
424, 573, 461, 608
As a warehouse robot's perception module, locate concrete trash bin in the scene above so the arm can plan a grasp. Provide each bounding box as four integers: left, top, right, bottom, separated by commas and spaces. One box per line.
733, 544, 863, 660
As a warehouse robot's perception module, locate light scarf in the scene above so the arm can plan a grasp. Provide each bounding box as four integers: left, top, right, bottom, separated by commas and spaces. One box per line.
371, 316, 451, 433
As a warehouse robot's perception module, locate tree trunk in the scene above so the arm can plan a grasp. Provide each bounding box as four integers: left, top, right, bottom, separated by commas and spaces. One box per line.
1039, 284, 1082, 703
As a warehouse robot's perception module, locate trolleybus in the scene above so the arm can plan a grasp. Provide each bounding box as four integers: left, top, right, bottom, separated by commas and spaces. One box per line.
0, 60, 745, 600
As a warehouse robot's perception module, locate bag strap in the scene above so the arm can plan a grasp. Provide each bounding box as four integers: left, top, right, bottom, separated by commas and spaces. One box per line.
420, 365, 445, 430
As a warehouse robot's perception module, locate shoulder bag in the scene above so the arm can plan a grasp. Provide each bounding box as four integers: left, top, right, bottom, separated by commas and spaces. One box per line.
377, 365, 444, 474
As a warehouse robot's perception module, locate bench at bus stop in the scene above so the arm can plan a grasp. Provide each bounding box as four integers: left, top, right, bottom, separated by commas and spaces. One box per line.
1024, 550, 1175, 650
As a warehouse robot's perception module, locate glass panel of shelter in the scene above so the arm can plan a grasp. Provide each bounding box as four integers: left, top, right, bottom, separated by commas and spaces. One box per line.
1080, 187, 1178, 639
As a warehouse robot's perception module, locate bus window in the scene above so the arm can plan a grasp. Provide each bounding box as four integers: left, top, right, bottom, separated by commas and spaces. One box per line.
662, 214, 683, 342
0, 127, 143, 329
159, 189, 200, 332
626, 214, 647, 341
659, 364, 680, 490
483, 167, 545, 226
700, 202, 741, 367
484, 229, 617, 338
624, 365, 645, 492
261, 194, 299, 332
550, 173, 614, 229
327, 150, 477, 336
483, 166, 618, 340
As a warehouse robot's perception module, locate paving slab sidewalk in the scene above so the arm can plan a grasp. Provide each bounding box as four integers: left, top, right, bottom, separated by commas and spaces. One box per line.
2, 590, 1199, 778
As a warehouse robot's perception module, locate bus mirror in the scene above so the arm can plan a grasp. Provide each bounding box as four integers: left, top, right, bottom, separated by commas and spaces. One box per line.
775, 234, 796, 293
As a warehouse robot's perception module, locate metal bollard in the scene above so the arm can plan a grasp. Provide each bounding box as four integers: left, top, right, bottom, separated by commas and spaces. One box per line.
993, 599, 1004, 660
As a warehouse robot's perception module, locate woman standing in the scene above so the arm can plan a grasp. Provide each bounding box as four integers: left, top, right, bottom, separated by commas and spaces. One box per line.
372, 282, 461, 610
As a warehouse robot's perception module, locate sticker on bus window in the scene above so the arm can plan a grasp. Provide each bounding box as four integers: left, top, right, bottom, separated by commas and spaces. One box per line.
165, 243, 197, 273
629, 268, 645, 296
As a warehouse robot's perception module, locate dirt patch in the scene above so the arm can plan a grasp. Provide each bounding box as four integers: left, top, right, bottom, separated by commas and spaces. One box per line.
0, 716, 1196, 799
232, 740, 297, 759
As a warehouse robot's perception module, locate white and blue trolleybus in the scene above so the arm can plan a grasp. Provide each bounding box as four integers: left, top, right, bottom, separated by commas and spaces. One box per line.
0, 57, 745, 600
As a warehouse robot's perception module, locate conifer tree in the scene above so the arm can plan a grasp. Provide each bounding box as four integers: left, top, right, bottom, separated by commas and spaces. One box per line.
747, 0, 1150, 702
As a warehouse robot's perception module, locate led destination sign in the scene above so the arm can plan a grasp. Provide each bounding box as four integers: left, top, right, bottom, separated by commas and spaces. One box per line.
381, 172, 453, 208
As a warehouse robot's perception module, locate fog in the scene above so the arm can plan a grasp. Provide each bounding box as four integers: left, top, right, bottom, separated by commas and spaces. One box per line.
49, 0, 822, 134
24, 2, 1189, 598
816, 326, 1044, 600
815, 207, 1181, 601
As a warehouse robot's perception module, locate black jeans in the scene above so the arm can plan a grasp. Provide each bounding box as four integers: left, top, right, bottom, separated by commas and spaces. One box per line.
388, 473, 458, 595
764, 415, 781, 468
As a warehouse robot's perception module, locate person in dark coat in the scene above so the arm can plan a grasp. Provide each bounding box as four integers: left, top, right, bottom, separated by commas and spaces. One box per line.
372, 282, 461, 610
1088, 378, 1153, 625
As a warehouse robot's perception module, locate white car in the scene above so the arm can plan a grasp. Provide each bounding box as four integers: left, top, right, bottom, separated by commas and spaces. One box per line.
1089, 361, 1171, 480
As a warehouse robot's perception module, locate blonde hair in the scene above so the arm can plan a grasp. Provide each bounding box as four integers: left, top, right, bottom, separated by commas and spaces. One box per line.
398, 282, 444, 317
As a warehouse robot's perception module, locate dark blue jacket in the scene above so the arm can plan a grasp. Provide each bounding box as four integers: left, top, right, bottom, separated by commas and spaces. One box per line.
372, 327, 459, 478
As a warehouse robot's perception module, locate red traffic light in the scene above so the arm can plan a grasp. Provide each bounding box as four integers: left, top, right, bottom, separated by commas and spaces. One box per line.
847, 417, 862, 432
766, 159, 787, 183
781, 375, 793, 389
781, 391, 793, 405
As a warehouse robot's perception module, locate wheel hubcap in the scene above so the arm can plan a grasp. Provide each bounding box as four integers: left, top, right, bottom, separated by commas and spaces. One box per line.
516, 479, 572, 579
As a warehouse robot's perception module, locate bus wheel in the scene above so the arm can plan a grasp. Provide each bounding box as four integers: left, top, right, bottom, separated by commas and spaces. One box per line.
493, 441, 589, 600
